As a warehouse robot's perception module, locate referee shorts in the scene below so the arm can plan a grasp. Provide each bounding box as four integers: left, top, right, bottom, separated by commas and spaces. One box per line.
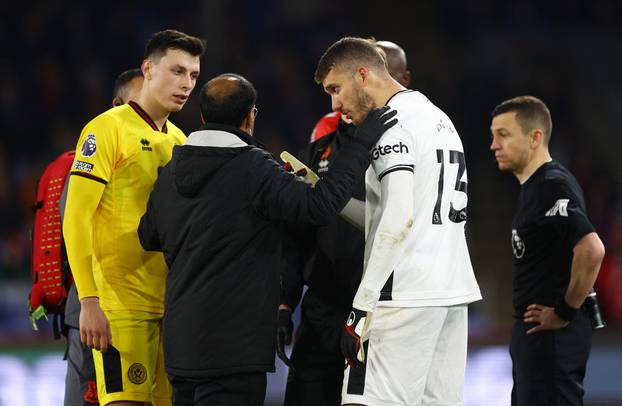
342, 305, 468, 406
510, 307, 592, 406
92, 310, 170, 406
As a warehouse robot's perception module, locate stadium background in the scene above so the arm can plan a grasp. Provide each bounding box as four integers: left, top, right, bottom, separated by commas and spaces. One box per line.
1, 1, 621, 404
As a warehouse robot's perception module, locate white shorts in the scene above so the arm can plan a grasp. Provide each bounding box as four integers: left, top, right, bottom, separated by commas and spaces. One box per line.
341, 305, 468, 406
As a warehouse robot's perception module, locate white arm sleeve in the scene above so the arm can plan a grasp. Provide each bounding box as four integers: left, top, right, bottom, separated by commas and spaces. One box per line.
352, 169, 414, 311
339, 198, 365, 232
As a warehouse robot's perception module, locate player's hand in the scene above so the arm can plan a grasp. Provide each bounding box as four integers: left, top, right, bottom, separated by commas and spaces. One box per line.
341, 307, 369, 367
276, 308, 294, 368
352, 107, 398, 150
79, 297, 112, 352
523, 304, 569, 334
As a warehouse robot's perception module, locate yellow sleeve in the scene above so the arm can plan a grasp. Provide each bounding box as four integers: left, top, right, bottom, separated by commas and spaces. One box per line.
64, 113, 117, 299
63, 175, 105, 299
71, 113, 118, 183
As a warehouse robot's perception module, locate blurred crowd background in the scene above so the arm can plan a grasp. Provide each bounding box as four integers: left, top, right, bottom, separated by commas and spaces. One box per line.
1, 0, 621, 346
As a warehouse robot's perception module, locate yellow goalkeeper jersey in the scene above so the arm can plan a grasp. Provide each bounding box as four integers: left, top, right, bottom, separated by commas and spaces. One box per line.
69, 101, 185, 314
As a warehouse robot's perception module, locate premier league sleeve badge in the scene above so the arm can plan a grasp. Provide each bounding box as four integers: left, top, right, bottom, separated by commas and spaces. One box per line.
81, 134, 97, 157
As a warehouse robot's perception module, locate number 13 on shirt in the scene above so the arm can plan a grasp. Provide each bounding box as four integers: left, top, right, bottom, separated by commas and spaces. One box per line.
432, 149, 467, 225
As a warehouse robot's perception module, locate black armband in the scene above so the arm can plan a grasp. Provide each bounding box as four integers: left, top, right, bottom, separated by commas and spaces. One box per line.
554, 299, 579, 322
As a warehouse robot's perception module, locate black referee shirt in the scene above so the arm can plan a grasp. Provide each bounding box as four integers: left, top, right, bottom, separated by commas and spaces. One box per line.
511, 160, 595, 314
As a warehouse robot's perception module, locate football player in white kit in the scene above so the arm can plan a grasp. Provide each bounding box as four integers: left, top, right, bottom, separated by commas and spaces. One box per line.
314, 37, 482, 406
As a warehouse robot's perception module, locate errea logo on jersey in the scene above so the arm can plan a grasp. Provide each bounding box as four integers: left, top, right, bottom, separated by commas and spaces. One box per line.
140, 138, 153, 152
545, 199, 569, 217
371, 142, 409, 160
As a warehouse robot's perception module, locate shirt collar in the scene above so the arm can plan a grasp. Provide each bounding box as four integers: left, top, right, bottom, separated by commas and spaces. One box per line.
198, 123, 265, 149
128, 101, 168, 133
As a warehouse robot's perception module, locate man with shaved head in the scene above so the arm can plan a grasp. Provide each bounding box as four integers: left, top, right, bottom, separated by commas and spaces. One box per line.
276, 40, 410, 406
375, 41, 411, 89
138, 73, 397, 405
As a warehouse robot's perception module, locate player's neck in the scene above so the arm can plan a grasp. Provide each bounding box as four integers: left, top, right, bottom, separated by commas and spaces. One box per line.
516, 150, 552, 184
134, 93, 170, 130
374, 78, 405, 107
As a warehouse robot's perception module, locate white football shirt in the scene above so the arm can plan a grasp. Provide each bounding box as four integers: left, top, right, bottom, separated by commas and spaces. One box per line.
354, 90, 482, 310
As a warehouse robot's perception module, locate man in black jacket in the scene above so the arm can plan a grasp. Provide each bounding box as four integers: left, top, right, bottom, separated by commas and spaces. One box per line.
137, 73, 396, 406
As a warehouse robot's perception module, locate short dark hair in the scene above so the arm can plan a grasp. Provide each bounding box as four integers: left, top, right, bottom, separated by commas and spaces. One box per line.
314, 37, 387, 84
491, 95, 553, 144
113, 68, 143, 99
143, 29, 205, 61
200, 73, 257, 127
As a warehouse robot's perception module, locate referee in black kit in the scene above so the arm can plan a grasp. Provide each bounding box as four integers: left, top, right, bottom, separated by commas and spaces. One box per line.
490, 95, 605, 406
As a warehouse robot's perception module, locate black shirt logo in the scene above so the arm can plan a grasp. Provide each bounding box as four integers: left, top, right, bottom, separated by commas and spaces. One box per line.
371, 142, 409, 160
141, 138, 153, 152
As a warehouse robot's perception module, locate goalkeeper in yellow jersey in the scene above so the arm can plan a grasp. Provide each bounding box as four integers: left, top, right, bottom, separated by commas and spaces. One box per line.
63, 30, 204, 406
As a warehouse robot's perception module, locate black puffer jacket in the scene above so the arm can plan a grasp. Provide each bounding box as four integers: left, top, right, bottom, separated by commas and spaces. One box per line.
138, 123, 371, 378
281, 120, 366, 327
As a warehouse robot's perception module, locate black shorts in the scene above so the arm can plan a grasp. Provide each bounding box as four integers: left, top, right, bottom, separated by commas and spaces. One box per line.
169, 372, 266, 406
284, 313, 344, 406
510, 308, 592, 406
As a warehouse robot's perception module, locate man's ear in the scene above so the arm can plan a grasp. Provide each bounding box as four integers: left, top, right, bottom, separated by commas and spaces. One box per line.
403, 70, 412, 87
141, 59, 152, 81
112, 97, 124, 107
529, 129, 545, 149
355, 66, 370, 85
241, 110, 255, 135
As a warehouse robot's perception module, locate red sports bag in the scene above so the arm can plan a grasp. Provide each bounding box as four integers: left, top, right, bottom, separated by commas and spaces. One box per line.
28, 150, 75, 337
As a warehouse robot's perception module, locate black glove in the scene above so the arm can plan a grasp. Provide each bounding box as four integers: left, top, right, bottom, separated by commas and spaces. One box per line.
276, 308, 294, 368
341, 307, 368, 368
352, 106, 398, 150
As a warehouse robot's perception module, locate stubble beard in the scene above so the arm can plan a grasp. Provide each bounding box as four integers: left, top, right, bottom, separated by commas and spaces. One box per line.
351, 86, 375, 126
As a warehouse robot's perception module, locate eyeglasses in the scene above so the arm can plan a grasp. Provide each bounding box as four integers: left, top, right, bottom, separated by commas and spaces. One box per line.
252, 106, 259, 118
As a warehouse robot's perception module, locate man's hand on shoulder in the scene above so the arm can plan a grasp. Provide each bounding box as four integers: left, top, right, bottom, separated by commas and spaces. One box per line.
523, 303, 569, 334
79, 297, 112, 352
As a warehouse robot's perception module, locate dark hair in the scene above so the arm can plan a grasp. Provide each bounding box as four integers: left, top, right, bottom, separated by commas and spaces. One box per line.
200, 73, 257, 127
491, 95, 553, 144
112, 68, 143, 99
143, 29, 205, 61
314, 37, 387, 84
